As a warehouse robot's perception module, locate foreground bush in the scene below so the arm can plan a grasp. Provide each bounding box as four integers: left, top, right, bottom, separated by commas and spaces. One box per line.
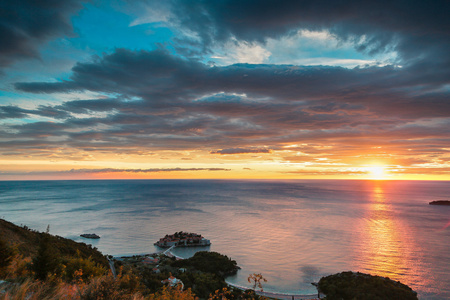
80, 272, 142, 300
63, 253, 107, 282
0, 279, 78, 300
146, 286, 197, 300
0, 271, 143, 300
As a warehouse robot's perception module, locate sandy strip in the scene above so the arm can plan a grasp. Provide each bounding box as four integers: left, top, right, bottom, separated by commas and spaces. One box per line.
225, 280, 319, 300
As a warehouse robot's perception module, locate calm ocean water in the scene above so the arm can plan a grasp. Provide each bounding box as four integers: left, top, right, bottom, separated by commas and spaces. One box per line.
0, 179, 448, 299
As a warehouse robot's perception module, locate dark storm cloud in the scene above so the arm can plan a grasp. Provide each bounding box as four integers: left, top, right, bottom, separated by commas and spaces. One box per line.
0, 106, 29, 119
0, 105, 69, 119
170, 0, 450, 65
8, 48, 450, 158
0, 0, 86, 69
8, 121, 69, 138
7, 52, 395, 99
15, 49, 208, 102
14, 48, 450, 120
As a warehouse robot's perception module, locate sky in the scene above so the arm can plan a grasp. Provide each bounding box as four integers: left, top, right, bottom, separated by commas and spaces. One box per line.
1, 0, 450, 181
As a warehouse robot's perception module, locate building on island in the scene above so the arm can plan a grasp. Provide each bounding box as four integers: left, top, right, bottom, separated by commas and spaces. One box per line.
154, 231, 211, 248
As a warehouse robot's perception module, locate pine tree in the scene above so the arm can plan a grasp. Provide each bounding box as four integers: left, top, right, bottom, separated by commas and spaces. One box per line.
32, 233, 61, 280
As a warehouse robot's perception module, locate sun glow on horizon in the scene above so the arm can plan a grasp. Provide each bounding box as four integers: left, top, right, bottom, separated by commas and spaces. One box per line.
366, 165, 387, 180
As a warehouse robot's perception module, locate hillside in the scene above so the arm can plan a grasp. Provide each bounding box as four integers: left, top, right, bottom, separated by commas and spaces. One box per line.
0, 218, 108, 267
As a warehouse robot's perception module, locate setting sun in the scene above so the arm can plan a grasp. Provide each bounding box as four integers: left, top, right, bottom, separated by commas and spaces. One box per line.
367, 166, 386, 180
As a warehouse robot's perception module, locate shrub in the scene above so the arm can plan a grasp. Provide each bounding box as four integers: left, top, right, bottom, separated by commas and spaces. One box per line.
0, 279, 79, 300
146, 285, 197, 300
80, 271, 143, 300
63, 252, 107, 282
3, 255, 32, 279
0, 237, 14, 275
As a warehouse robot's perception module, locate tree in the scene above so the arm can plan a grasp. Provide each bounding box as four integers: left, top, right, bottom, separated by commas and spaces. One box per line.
32, 234, 61, 280
248, 273, 267, 292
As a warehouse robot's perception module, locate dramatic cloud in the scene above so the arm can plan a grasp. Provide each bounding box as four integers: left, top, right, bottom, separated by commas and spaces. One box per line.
1, 1, 450, 179
169, 1, 450, 65
0, 0, 85, 69
7, 48, 450, 166
14, 49, 450, 121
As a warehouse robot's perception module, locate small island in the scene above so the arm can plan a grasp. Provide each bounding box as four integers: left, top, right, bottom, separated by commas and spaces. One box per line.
429, 200, 450, 206
154, 231, 211, 248
80, 233, 100, 239
318, 271, 418, 299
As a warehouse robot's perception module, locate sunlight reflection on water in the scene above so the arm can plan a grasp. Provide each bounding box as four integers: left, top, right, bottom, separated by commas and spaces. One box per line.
356, 183, 415, 282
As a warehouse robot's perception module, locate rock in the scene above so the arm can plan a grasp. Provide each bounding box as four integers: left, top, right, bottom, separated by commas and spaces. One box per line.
80, 233, 100, 239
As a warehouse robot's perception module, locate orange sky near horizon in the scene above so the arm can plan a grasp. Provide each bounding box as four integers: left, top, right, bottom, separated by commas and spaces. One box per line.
1, 148, 449, 181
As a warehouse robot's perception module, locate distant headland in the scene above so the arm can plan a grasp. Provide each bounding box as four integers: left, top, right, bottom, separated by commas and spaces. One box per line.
154, 231, 211, 248
429, 200, 450, 206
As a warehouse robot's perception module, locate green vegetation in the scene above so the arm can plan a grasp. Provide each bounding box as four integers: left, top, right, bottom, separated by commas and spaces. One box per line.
172, 251, 240, 276
177, 272, 226, 298
318, 271, 418, 300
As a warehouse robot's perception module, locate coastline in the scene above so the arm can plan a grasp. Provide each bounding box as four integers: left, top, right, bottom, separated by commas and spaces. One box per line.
225, 280, 319, 300
161, 245, 319, 300
117, 247, 319, 300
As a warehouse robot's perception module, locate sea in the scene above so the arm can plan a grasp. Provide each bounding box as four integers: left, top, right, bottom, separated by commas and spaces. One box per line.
0, 179, 448, 299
